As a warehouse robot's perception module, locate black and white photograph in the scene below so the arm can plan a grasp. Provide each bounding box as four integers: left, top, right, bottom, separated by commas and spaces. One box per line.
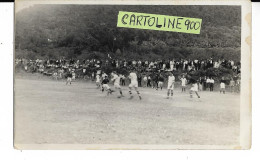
14, 0, 251, 149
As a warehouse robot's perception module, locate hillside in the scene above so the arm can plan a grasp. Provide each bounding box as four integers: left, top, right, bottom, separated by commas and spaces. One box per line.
15, 5, 241, 61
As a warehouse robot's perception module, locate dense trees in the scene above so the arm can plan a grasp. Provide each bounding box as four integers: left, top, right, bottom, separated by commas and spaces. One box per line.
15, 5, 241, 61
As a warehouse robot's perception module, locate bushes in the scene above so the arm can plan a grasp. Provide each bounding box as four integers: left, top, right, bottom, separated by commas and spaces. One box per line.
15, 63, 24, 73
15, 45, 241, 62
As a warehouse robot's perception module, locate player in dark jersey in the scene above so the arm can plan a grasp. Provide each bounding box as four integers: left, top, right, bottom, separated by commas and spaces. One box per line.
157, 74, 164, 90
152, 73, 159, 90
66, 71, 72, 85
101, 76, 114, 96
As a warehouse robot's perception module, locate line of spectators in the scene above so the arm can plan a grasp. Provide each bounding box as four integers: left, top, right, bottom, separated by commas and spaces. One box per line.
15, 57, 241, 92
15, 57, 241, 74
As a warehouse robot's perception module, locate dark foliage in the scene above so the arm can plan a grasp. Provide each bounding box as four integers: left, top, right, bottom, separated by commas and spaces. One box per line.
16, 5, 241, 61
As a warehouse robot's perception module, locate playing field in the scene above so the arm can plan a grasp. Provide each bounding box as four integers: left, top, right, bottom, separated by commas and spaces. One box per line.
14, 76, 240, 146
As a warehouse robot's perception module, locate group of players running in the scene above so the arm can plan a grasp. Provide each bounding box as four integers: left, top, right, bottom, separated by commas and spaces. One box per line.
70, 68, 201, 100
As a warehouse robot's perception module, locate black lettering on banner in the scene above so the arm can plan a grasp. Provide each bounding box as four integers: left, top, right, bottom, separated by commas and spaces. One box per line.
129, 14, 136, 26
121, 14, 129, 25
184, 19, 190, 30
176, 18, 183, 29
136, 16, 143, 26
194, 21, 201, 30
168, 18, 175, 29
148, 17, 155, 27
190, 21, 195, 30
185, 19, 201, 31
156, 17, 162, 28
143, 16, 150, 26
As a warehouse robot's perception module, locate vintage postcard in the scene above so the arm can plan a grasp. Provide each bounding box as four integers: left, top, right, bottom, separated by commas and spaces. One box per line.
14, 0, 251, 149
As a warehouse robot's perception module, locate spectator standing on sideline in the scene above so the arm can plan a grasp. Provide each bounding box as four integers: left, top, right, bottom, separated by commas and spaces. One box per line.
143, 75, 148, 88
209, 77, 214, 92
230, 78, 235, 93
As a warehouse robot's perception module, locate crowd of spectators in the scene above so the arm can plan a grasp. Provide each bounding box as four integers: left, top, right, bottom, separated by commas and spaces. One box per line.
15, 57, 241, 92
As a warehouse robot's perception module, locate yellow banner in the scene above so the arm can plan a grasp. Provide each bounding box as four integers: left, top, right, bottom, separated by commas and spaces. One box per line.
117, 11, 202, 34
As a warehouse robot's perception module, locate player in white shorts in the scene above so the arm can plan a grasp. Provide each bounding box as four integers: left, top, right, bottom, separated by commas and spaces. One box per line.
96, 74, 101, 89
190, 79, 200, 98
128, 69, 142, 100
220, 77, 226, 94
100, 72, 108, 92
72, 71, 76, 81
111, 71, 124, 98
167, 72, 175, 99
180, 75, 187, 92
